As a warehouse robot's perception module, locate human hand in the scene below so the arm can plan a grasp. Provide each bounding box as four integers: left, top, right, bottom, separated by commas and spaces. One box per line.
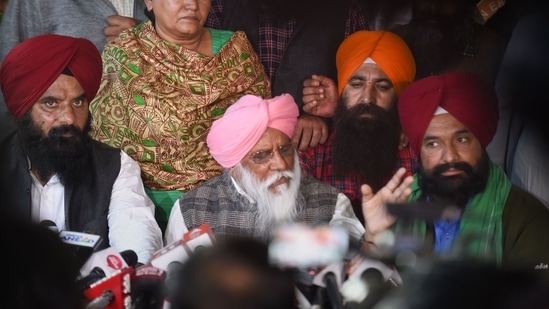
361, 168, 414, 240
302, 74, 339, 118
292, 114, 329, 151
104, 15, 140, 42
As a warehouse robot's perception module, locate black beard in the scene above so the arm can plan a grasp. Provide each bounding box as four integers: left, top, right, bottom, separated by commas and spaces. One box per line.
417, 150, 490, 207
332, 98, 401, 192
18, 113, 94, 186
397, 8, 475, 79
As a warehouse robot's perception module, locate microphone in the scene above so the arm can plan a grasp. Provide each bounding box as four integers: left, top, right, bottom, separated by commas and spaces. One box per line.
83, 267, 134, 309
59, 230, 102, 269
130, 265, 166, 309
150, 223, 215, 272
341, 256, 402, 308
312, 262, 346, 309
182, 223, 216, 252
77, 267, 107, 292
80, 247, 135, 279
39, 219, 59, 233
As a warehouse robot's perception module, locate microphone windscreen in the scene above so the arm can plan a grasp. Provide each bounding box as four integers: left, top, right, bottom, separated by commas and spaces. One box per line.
120, 250, 138, 268
39, 220, 58, 233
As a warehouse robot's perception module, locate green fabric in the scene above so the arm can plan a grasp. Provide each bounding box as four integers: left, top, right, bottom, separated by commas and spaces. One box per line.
145, 188, 184, 234
209, 28, 234, 55
402, 161, 511, 265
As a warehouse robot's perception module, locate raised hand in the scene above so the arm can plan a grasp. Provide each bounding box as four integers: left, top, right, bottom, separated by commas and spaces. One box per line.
302, 74, 339, 118
361, 167, 413, 240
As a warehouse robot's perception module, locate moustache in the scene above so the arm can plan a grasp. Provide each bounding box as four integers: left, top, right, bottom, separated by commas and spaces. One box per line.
347, 103, 387, 118
47, 125, 82, 139
432, 162, 474, 177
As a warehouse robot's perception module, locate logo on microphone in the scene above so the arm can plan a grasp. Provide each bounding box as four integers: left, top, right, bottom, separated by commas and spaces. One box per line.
106, 254, 125, 270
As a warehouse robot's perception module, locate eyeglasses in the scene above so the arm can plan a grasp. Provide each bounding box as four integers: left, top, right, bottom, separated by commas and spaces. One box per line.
249, 143, 295, 164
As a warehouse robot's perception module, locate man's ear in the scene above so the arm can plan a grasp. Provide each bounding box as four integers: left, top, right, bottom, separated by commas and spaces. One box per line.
399, 133, 409, 150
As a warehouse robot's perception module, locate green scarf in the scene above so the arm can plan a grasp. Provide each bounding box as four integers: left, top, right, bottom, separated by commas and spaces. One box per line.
400, 161, 511, 265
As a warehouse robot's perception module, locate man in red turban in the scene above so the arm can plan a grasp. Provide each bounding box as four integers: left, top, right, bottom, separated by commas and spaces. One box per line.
361, 72, 549, 280
0, 34, 163, 266
165, 94, 368, 246
299, 30, 417, 224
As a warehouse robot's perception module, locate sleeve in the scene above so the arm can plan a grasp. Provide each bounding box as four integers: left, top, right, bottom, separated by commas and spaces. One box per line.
329, 192, 365, 242
107, 151, 163, 264
164, 199, 189, 245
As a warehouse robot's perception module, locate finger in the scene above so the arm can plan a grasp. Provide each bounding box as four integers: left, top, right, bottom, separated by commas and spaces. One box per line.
302, 101, 316, 114
393, 175, 414, 199
384, 167, 407, 191
361, 184, 374, 201
297, 129, 313, 151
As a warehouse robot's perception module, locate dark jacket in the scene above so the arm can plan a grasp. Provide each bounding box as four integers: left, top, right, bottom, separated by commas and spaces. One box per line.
0, 126, 121, 251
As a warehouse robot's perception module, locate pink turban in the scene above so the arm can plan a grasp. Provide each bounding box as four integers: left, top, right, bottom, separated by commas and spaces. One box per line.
0, 34, 102, 119
398, 72, 499, 158
207, 94, 299, 168
336, 30, 416, 95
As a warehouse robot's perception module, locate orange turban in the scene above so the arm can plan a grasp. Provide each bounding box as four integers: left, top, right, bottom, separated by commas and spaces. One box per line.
0, 34, 102, 119
207, 94, 299, 168
336, 30, 415, 96
398, 72, 499, 158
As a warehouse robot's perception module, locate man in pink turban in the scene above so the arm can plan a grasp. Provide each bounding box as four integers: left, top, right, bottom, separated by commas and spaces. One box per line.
360, 72, 549, 279
165, 94, 367, 244
299, 30, 417, 225
0, 34, 162, 266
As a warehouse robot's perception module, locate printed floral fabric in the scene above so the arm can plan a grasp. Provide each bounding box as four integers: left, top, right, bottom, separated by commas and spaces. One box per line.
91, 21, 271, 191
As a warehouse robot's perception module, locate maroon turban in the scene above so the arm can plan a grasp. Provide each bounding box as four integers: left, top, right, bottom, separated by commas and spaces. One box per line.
0, 34, 102, 119
398, 72, 499, 158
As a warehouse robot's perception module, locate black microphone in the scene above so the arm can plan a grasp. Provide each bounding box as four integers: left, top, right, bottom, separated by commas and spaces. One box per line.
164, 261, 184, 299
324, 272, 344, 309
39, 220, 58, 233
131, 265, 166, 309
120, 249, 139, 268
77, 267, 107, 292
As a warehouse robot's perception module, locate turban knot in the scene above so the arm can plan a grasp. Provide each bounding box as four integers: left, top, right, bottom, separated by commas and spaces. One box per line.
398, 71, 499, 158
207, 94, 299, 168
0, 34, 102, 119
336, 30, 416, 95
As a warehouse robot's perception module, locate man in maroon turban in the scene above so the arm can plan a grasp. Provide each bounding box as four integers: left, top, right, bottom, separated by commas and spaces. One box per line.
0, 34, 162, 266
360, 72, 549, 281
164, 94, 368, 246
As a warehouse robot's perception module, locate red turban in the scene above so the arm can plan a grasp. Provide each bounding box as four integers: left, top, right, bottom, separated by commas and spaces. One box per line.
336, 30, 416, 95
207, 94, 299, 168
398, 72, 499, 158
0, 34, 102, 119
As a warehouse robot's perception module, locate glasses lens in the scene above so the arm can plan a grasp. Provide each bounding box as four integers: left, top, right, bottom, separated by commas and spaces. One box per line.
279, 143, 295, 156
251, 150, 272, 164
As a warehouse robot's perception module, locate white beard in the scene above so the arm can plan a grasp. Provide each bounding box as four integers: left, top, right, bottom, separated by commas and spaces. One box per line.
233, 153, 302, 239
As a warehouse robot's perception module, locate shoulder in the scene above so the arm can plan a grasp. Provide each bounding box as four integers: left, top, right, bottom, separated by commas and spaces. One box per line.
503, 185, 549, 225
181, 174, 232, 200
300, 174, 340, 195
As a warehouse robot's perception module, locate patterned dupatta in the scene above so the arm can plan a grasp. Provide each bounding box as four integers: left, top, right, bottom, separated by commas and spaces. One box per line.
90, 21, 271, 191
398, 161, 511, 265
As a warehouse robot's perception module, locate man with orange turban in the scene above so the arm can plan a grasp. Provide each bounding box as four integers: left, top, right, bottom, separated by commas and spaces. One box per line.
164, 94, 367, 245
0, 34, 162, 265
361, 72, 549, 280
299, 30, 417, 224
